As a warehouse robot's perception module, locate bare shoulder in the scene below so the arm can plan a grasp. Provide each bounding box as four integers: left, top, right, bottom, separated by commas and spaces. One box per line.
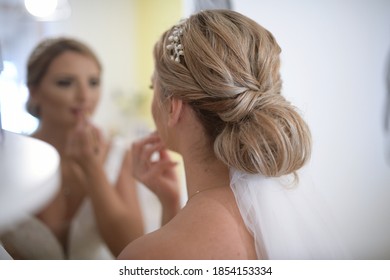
117, 225, 178, 259
118, 189, 256, 260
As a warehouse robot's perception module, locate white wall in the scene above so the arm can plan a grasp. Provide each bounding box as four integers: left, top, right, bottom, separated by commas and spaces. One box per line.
232, 0, 390, 259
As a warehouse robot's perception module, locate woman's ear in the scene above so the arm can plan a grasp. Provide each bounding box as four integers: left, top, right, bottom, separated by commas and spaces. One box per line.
168, 97, 183, 127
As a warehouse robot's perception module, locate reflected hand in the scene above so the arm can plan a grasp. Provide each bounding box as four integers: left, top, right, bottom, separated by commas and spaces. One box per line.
65, 117, 108, 169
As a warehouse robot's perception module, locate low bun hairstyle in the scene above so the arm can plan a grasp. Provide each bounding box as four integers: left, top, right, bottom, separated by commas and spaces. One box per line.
154, 10, 311, 176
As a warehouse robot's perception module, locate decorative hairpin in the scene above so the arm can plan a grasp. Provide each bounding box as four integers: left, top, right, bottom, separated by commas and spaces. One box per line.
166, 24, 184, 63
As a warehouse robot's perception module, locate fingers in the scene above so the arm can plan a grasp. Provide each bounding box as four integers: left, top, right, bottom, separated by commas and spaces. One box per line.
89, 125, 104, 155
159, 148, 172, 161
66, 118, 104, 161
132, 132, 160, 153
151, 158, 178, 173
132, 133, 164, 165
78, 121, 96, 154
131, 132, 178, 184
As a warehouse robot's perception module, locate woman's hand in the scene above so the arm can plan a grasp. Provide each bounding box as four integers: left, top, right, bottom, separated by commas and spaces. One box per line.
65, 117, 108, 169
131, 132, 180, 208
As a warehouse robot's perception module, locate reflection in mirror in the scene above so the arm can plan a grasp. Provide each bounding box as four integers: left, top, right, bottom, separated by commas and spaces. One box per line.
24, 0, 59, 18
0, 61, 38, 133
385, 49, 390, 164
0, 0, 140, 137
0, 0, 65, 134
0, 42, 3, 137
194, 0, 232, 11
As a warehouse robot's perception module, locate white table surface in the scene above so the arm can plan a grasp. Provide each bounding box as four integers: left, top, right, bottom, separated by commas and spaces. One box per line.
0, 130, 60, 231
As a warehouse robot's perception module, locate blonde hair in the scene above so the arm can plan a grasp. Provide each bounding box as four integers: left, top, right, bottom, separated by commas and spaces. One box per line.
154, 10, 311, 176
26, 37, 101, 118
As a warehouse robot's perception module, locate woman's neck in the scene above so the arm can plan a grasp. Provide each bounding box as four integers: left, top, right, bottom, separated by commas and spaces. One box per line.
32, 122, 73, 155
172, 104, 231, 200
182, 150, 230, 200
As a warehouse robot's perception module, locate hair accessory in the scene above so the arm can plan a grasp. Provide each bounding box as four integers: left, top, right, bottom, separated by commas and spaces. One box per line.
166, 24, 184, 63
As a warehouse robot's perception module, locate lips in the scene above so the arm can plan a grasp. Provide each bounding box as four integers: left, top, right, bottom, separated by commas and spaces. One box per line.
70, 108, 89, 117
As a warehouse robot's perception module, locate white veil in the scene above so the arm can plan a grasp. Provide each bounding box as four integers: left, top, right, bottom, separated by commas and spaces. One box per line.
230, 167, 349, 259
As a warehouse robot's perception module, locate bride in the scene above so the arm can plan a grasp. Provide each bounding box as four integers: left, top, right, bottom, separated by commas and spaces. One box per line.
73, 9, 347, 259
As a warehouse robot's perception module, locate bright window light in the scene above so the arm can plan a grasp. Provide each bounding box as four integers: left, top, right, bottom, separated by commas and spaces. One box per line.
24, 0, 58, 18
0, 61, 38, 134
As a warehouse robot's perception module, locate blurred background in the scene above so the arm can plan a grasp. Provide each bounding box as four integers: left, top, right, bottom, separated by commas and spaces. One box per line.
0, 0, 389, 259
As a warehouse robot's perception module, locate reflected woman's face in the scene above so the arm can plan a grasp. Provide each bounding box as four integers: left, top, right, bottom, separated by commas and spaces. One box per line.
31, 51, 101, 127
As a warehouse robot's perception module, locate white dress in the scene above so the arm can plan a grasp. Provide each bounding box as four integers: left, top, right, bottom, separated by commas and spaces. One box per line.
230, 167, 350, 259
0, 138, 127, 260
